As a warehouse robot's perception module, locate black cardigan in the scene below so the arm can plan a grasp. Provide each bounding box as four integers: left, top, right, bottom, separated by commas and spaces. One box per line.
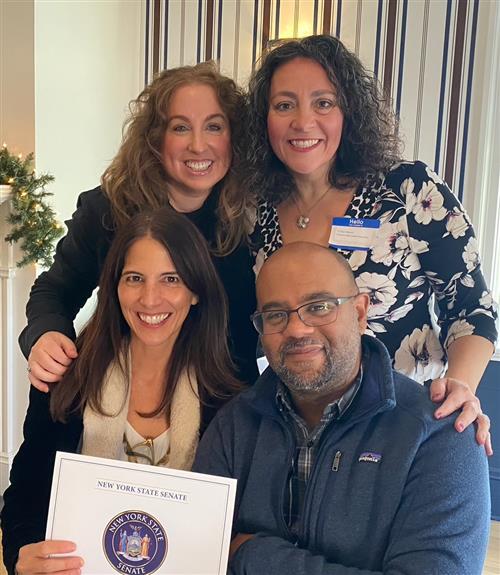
1, 388, 82, 575
18, 186, 258, 385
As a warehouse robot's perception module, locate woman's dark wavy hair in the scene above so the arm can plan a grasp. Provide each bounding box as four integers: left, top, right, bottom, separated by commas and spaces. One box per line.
244, 34, 403, 204
50, 208, 241, 422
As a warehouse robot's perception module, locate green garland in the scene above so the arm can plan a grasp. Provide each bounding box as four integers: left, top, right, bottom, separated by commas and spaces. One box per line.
1, 145, 63, 267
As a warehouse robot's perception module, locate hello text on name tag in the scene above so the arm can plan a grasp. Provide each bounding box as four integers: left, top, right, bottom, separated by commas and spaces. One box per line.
328, 217, 380, 251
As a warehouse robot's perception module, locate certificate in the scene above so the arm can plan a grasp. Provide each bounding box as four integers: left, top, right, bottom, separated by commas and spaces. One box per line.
46, 452, 237, 575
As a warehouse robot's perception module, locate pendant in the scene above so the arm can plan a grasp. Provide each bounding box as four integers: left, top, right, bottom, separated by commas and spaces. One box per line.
296, 215, 310, 229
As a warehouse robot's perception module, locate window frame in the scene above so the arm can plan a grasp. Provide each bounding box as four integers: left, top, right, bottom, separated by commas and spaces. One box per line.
472, 0, 500, 360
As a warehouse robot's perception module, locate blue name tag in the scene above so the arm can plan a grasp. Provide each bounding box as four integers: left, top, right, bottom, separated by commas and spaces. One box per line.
328, 217, 380, 251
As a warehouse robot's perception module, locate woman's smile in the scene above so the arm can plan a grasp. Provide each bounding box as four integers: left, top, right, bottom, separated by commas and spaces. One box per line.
267, 57, 343, 181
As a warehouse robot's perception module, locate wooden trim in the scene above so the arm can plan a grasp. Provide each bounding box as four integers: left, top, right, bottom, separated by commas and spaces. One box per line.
252, 0, 259, 70
275, 0, 281, 39
197, 0, 202, 63
383, 0, 398, 96
152, 0, 161, 75
205, 0, 214, 61
322, 0, 332, 35
374, 0, 384, 77
163, 0, 169, 69
434, 0, 453, 172
457, 0, 479, 201
217, 0, 223, 61
335, 0, 342, 38
412, 0, 430, 159
395, 0, 408, 115
444, 0, 468, 187
261, 0, 271, 51
144, 0, 150, 84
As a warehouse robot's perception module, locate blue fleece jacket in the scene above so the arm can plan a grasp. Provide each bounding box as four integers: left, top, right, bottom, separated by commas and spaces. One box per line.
193, 336, 490, 575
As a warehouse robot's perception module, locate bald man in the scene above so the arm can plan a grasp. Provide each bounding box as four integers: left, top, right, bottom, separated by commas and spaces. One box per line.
194, 242, 490, 575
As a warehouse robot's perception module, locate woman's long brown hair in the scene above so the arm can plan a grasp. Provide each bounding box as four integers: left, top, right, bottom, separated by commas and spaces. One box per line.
101, 61, 254, 255
50, 208, 242, 422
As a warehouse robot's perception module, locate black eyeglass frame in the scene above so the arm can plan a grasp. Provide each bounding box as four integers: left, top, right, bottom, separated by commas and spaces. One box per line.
251, 295, 358, 335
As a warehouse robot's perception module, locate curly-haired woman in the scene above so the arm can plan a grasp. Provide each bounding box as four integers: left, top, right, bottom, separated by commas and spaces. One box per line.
246, 34, 497, 449
21, 61, 258, 389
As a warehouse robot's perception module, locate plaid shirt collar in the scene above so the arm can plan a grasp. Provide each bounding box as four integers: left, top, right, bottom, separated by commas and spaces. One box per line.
274, 348, 366, 532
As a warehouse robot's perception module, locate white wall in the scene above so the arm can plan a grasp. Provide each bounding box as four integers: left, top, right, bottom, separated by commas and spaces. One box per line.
0, 0, 145, 494
0, 0, 37, 495
35, 0, 145, 221
466, 1, 500, 292
34, 0, 145, 331
0, 0, 35, 155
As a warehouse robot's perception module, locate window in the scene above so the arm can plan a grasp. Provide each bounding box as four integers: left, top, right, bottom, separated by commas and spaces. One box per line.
473, 0, 500, 358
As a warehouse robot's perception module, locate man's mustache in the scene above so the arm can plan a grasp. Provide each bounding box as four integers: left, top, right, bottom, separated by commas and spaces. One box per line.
280, 337, 324, 355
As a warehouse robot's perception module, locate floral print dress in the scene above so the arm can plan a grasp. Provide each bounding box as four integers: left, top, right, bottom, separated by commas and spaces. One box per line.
251, 161, 498, 383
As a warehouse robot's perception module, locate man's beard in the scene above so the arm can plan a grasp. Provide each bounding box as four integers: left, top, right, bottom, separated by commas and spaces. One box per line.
271, 332, 360, 398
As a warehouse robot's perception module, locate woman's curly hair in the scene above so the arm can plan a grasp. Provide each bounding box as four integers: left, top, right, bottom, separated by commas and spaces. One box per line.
101, 61, 252, 255
243, 34, 403, 204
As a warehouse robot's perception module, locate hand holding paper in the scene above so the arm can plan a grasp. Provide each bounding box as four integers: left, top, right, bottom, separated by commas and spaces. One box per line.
16, 540, 83, 575
45, 453, 236, 575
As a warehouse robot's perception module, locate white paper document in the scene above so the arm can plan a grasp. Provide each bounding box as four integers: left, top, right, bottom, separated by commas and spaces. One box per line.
46, 452, 237, 575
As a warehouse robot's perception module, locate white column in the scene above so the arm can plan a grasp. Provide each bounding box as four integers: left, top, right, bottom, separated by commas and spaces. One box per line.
0, 0, 144, 493
0, 200, 34, 493
0, 0, 35, 494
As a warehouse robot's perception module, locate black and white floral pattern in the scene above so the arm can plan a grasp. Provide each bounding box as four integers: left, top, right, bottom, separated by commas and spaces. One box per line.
250, 161, 498, 383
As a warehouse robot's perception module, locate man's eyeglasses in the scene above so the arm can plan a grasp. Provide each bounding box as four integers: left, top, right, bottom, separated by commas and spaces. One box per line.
251, 296, 357, 335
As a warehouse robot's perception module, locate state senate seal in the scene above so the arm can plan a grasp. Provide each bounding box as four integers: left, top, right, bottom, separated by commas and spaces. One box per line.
103, 510, 168, 575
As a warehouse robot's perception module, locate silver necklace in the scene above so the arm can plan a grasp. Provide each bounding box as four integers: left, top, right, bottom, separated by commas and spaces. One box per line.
291, 188, 332, 229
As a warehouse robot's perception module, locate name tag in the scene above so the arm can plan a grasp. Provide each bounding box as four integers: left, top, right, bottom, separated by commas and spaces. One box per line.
328, 217, 380, 251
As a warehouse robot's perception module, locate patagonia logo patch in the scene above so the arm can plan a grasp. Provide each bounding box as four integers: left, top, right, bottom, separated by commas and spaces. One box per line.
358, 451, 382, 464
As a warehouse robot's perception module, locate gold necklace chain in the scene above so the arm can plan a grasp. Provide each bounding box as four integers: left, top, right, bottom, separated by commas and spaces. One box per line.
292, 187, 332, 229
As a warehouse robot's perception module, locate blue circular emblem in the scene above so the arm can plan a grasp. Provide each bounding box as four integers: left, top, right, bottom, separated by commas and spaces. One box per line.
103, 510, 168, 574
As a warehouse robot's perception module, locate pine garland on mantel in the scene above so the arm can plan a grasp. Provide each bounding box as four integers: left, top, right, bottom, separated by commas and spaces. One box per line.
1, 144, 63, 267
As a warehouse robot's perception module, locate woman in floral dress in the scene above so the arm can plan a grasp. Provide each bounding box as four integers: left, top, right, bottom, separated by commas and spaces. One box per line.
245, 35, 497, 449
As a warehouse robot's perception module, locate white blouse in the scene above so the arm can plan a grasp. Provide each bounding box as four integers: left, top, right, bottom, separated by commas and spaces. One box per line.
122, 421, 170, 466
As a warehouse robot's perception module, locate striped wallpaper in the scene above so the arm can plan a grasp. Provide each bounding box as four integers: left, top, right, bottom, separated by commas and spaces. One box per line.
144, 0, 488, 205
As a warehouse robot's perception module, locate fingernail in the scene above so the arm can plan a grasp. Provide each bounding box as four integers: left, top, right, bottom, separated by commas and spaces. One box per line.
457, 423, 464, 432
435, 411, 442, 419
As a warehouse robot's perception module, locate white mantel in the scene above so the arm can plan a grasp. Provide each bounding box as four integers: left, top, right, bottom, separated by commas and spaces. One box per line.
0, 200, 35, 493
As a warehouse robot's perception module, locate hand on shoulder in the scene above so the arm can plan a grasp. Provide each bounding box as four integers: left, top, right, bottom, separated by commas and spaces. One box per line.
431, 376, 492, 456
